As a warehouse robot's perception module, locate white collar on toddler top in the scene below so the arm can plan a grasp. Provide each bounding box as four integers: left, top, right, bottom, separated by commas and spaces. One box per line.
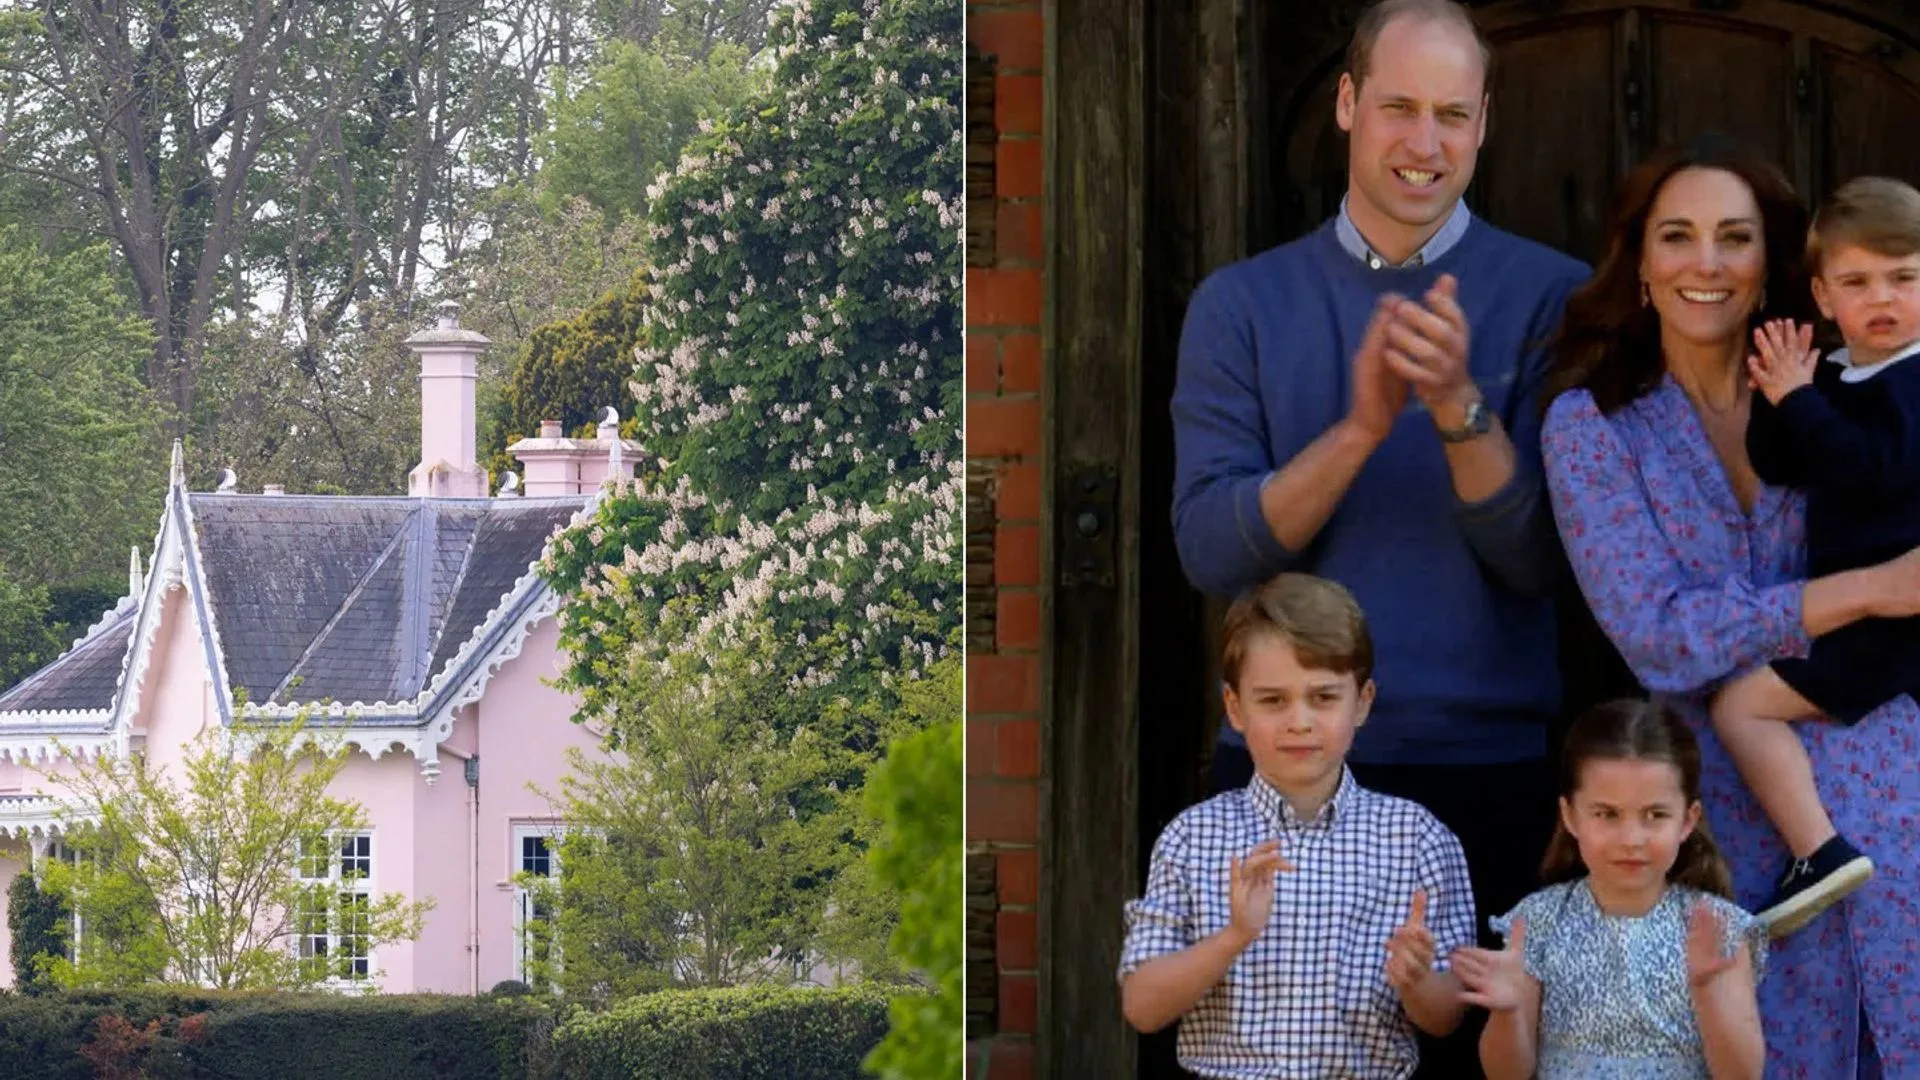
1827, 338, 1920, 383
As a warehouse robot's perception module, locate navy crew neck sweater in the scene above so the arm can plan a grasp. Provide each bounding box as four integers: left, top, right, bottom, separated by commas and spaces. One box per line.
1171, 217, 1589, 765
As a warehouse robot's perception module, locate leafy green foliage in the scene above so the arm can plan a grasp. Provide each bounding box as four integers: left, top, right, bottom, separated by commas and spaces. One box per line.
483, 267, 651, 484
0, 228, 162, 587
0, 568, 58, 692
546, 984, 901, 1080
6, 869, 69, 995
527, 628, 860, 1000
541, 42, 765, 221
35, 716, 431, 990
860, 660, 961, 1079
539, 0, 963, 746
0, 989, 551, 1080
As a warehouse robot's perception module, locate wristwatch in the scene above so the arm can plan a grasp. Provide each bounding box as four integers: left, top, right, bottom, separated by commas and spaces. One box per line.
1436, 398, 1492, 443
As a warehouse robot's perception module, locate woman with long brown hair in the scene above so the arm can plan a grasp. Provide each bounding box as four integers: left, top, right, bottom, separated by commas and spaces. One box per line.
1538, 132, 1920, 1074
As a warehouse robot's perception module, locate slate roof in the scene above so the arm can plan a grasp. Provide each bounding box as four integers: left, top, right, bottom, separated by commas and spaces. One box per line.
0, 493, 586, 718
189, 494, 585, 707
0, 602, 137, 713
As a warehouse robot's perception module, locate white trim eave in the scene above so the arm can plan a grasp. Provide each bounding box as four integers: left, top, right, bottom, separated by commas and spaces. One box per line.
105, 489, 188, 744
0, 732, 115, 763
176, 488, 239, 727
0, 795, 99, 840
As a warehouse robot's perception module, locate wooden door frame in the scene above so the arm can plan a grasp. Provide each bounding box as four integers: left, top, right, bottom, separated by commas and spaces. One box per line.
1042, 0, 1144, 1075
1043, 0, 1258, 1074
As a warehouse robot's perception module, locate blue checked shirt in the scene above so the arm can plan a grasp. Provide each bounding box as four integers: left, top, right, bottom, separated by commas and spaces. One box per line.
1119, 768, 1476, 1079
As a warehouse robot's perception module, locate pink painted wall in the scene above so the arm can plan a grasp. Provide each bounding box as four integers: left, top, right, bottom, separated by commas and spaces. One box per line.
470, 618, 602, 990
0, 570, 602, 994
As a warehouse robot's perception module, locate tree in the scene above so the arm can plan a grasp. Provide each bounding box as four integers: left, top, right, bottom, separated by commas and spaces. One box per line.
860, 660, 961, 1079
0, 569, 58, 693
539, 0, 963, 748
6, 869, 68, 995
526, 623, 857, 1003
0, 228, 163, 587
813, 656, 959, 986
539, 40, 763, 221
36, 715, 430, 990
483, 266, 651, 483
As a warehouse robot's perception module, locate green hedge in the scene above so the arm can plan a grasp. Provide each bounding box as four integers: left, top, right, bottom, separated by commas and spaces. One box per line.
547, 985, 897, 1080
0, 989, 551, 1079
0, 983, 908, 1079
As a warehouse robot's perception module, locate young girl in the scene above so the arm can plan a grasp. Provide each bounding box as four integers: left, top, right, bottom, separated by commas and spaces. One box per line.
1452, 700, 1767, 1079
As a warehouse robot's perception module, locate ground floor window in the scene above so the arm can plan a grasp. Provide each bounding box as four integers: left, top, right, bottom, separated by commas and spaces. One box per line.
296, 832, 373, 984
512, 823, 564, 986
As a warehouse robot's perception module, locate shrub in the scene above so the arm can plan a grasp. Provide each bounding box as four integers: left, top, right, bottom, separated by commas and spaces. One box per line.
6, 869, 68, 994
547, 984, 900, 1080
0, 990, 552, 1080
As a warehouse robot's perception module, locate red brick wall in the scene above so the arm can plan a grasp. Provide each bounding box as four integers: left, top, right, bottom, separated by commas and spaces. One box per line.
965, 2, 1046, 1077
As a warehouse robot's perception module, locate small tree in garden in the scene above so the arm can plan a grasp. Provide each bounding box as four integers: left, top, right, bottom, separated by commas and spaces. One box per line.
525, 621, 860, 1002
6, 868, 68, 994
36, 714, 430, 990
860, 659, 961, 1079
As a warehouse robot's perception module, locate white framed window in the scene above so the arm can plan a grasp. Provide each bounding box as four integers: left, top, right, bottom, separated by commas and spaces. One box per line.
296, 832, 373, 985
512, 823, 564, 986
43, 839, 84, 960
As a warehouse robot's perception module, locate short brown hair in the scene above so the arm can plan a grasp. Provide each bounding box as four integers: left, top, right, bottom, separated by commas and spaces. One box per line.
1344, 0, 1494, 93
1220, 574, 1374, 690
1807, 176, 1920, 274
1539, 699, 1734, 898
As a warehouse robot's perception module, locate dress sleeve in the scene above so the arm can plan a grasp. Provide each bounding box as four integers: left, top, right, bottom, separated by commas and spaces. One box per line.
1704, 893, 1769, 986
1489, 884, 1564, 983
1118, 816, 1199, 979
1542, 391, 1810, 693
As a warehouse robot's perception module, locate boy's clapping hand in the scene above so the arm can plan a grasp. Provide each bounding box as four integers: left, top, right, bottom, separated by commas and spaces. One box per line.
1385, 888, 1437, 993
1226, 840, 1294, 947
1748, 318, 1820, 405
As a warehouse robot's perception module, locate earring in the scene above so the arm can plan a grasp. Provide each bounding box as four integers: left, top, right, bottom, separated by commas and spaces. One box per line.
1641, 280, 1650, 307
1758, 286, 1768, 311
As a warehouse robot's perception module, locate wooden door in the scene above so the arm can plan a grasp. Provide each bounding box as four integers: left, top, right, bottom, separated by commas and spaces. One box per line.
1102, 2, 1920, 1078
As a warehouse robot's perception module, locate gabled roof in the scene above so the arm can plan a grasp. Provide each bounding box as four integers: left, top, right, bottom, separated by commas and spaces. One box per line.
0, 600, 136, 714
187, 494, 584, 708
0, 456, 594, 762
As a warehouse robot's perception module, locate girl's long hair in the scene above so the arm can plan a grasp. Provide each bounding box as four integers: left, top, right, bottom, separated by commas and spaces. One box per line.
1539, 698, 1734, 899
1542, 132, 1815, 415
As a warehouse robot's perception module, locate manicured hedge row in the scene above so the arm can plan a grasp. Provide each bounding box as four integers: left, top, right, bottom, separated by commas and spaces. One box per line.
0, 983, 909, 1079
0, 989, 551, 1080
546, 984, 897, 1080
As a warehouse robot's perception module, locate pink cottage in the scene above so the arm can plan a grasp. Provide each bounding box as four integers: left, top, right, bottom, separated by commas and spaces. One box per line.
0, 301, 635, 993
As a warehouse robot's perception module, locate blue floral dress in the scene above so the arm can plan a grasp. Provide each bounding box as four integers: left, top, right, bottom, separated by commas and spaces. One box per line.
1544, 379, 1920, 1077
1492, 880, 1766, 1078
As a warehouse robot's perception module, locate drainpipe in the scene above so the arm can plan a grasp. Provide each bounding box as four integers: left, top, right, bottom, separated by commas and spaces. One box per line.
439, 744, 481, 995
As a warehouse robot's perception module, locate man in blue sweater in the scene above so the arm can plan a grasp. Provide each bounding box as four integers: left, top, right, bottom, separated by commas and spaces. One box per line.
1171, 0, 1588, 1072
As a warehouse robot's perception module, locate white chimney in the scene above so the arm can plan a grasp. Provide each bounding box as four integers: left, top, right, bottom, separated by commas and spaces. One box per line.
405, 299, 490, 498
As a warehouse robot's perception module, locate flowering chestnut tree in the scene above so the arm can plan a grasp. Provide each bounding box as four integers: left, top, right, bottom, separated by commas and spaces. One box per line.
541, 0, 961, 746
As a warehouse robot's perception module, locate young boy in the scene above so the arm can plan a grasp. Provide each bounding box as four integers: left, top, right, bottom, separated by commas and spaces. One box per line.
1714, 176, 1920, 936
1118, 573, 1474, 1078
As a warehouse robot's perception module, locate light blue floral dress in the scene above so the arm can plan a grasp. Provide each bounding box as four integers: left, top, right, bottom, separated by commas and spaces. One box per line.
1491, 879, 1767, 1079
